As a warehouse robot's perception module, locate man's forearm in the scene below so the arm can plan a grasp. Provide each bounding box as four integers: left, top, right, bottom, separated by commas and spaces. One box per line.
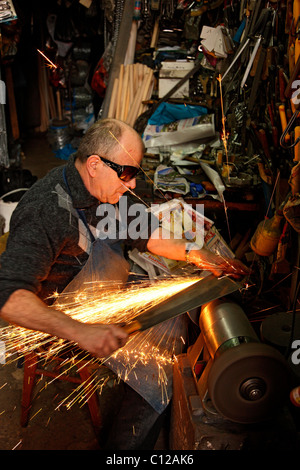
146, 229, 218, 272
146, 227, 188, 261
0, 289, 83, 341
0, 289, 129, 358
146, 227, 250, 278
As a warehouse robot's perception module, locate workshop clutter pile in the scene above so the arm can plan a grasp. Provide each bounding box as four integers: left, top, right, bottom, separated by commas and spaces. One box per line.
96, 0, 292, 219
97, 0, 300, 271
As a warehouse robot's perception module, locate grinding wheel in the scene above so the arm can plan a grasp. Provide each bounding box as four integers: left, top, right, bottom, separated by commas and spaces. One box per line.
207, 342, 290, 424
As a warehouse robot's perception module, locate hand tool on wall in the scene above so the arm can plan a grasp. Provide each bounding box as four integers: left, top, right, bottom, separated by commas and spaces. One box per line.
280, 3, 300, 152
294, 126, 300, 161
270, 221, 290, 277
240, 35, 262, 90
258, 128, 272, 163
248, 13, 273, 113
222, 2, 268, 84
249, 122, 273, 173
279, 104, 291, 144
294, 0, 300, 64
278, 67, 287, 102
261, 46, 273, 80
246, 124, 274, 218
279, 101, 300, 150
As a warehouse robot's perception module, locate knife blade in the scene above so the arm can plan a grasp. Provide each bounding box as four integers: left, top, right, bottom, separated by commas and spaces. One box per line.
123, 275, 242, 334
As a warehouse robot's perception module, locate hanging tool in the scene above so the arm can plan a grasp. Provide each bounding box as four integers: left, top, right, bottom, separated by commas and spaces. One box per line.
279, 104, 300, 149
294, 0, 300, 65
240, 35, 262, 90
248, 14, 273, 113
258, 128, 272, 162
279, 104, 291, 145
222, 5, 271, 86
281, 8, 300, 151
221, 37, 251, 82
294, 126, 300, 160
278, 68, 287, 102
270, 221, 290, 276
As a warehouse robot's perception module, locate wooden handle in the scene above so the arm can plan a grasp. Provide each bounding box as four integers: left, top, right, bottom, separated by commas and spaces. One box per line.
279, 104, 290, 142
294, 126, 300, 161
122, 320, 142, 334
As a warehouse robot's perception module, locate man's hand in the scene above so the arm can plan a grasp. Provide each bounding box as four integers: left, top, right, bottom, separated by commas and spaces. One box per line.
190, 248, 250, 279
74, 323, 129, 358
1, 290, 129, 359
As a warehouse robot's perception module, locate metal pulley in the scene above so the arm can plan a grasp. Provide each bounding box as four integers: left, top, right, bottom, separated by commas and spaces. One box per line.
187, 299, 290, 424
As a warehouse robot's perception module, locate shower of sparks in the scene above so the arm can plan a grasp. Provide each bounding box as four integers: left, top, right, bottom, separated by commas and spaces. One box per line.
37, 49, 58, 70
0, 275, 202, 411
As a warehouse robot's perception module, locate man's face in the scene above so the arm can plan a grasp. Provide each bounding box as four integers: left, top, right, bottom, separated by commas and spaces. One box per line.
90, 130, 144, 204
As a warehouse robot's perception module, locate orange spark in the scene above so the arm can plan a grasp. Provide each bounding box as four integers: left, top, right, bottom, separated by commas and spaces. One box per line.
0, 276, 201, 409
37, 49, 57, 70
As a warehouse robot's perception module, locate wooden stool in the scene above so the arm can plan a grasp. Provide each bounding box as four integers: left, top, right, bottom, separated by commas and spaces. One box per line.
21, 350, 102, 434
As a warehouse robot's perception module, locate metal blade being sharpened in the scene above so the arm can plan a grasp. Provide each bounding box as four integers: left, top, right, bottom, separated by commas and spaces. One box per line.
123, 274, 242, 334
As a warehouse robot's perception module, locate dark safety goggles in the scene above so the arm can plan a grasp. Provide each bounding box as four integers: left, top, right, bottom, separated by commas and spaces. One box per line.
97, 156, 141, 182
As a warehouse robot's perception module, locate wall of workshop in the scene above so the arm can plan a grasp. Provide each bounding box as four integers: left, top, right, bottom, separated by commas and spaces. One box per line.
0, 1, 295, 227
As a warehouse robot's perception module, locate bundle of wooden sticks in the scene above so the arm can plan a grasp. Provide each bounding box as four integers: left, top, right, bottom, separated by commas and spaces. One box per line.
107, 63, 154, 126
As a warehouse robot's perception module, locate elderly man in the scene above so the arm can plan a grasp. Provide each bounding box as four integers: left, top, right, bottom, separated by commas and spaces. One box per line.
0, 118, 248, 449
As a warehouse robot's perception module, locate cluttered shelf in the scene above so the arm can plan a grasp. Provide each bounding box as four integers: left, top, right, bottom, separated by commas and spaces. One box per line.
137, 150, 263, 214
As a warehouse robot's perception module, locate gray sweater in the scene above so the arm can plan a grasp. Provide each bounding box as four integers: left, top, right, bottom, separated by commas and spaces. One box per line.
0, 155, 153, 307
